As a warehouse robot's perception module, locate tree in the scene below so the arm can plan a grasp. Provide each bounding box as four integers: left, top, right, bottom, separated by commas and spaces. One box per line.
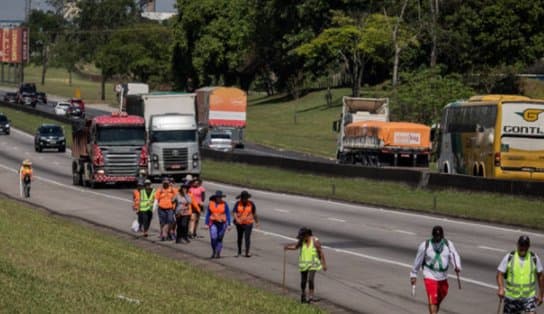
27, 10, 63, 85
50, 34, 80, 86
296, 13, 393, 97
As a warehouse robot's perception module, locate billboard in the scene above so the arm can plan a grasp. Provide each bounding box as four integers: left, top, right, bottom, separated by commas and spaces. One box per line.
0, 27, 29, 64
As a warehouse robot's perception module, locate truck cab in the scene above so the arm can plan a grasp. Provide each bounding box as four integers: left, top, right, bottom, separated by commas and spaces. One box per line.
148, 114, 200, 180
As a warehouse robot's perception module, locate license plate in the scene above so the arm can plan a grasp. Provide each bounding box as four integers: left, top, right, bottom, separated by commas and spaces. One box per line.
170, 164, 181, 169
401, 154, 410, 158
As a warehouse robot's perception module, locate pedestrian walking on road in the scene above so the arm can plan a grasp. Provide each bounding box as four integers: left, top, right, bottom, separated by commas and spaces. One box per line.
138, 179, 155, 237
154, 178, 177, 241
410, 225, 462, 314
189, 178, 205, 238
233, 190, 259, 257
19, 159, 33, 198
132, 180, 143, 232
205, 190, 231, 258
174, 183, 193, 244
284, 227, 327, 304
497, 235, 544, 314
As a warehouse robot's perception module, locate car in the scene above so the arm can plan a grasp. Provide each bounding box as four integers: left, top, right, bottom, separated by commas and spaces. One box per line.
203, 130, 234, 152
54, 102, 71, 115
67, 98, 85, 118
0, 113, 10, 135
36, 92, 48, 104
17, 83, 38, 107
34, 124, 66, 152
3, 92, 17, 103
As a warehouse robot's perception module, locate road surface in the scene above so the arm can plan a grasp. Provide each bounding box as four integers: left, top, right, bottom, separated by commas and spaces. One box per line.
0, 128, 538, 313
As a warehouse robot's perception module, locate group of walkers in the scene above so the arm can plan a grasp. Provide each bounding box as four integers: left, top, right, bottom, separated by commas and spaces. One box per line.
131, 175, 259, 259
410, 225, 544, 314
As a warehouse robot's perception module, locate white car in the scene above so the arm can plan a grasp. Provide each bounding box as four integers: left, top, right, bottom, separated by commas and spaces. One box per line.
54, 102, 71, 115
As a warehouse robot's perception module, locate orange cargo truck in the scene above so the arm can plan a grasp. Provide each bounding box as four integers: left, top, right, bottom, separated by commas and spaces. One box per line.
195, 87, 247, 149
333, 97, 431, 167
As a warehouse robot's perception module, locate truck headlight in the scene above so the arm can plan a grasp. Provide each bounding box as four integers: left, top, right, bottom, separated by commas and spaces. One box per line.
193, 153, 199, 160
152, 154, 159, 162
193, 161, 199, 168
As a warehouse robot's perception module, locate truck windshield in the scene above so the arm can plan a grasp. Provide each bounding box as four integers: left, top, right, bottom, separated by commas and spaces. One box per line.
150, 130, 196, 143
97, 126, 145, 146
211, 134, 231, 139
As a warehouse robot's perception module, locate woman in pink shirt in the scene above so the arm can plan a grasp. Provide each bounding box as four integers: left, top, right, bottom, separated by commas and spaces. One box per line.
189, 178, 206, 238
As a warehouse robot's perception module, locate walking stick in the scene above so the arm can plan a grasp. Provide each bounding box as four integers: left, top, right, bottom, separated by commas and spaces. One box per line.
451, 252, 462, 290
282, 249, 287, 292
497, 298, 503, 314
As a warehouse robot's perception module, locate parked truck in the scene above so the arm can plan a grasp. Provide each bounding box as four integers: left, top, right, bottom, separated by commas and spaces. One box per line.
71, 112, 148, 188
125, 92, 200, 180
333, 97, 431, 167
195, 87, 247, 149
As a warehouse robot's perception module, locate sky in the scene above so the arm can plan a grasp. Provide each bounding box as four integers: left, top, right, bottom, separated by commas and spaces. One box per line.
0, 0, 176, 21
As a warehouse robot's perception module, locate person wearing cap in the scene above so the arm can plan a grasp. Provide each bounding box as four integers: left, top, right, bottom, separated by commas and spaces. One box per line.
173, 183, 193, 244
189, 178, 205, 238
410, 226, 461, 314
205, 190, 231, 258
19, 159, 33, 198
284, 227, 327, 303
497, 235, 544, 314
138, 179, 155, 237
153, 177, 177, 241
132, 180, 144, 232
232, 190, 259, 257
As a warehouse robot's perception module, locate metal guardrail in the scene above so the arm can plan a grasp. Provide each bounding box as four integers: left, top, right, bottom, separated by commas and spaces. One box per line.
2, 100, 543, 198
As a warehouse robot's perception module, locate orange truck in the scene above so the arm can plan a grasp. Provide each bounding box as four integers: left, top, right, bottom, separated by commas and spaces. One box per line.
195, 87, 247, 149
333, 97, 431, 167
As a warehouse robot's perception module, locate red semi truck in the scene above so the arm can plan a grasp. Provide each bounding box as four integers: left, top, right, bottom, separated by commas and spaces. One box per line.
71, 112, 148, 188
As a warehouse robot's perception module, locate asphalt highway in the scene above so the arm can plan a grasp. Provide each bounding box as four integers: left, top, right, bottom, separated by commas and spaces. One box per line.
1, 128, 541, 313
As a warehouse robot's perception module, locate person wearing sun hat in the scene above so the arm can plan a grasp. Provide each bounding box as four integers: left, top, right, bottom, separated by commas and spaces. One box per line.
232, 190, 259, 257
205, 190, 231, 258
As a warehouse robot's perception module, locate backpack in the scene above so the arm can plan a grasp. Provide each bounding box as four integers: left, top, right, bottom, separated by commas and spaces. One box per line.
421, 239, 451, 270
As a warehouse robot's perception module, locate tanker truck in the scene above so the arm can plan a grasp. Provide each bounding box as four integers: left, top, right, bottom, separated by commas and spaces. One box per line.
195, 87, 247, 148
71, 112, 148, 188
333, 97, 430, 167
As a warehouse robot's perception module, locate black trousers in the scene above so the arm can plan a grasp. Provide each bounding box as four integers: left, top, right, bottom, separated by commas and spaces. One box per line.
300, 270, 316, 291
138, 211, 153, 231
176, 215, 190, 241
236, 223, 253, 254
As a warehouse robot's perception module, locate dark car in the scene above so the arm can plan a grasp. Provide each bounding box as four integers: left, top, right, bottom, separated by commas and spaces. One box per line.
0, 113, 10, 135
36, 92, 48, 104
66, 104, 84, 119
17, 83, 38, 107
34, 124, 66, 152
3, 92, 17, 103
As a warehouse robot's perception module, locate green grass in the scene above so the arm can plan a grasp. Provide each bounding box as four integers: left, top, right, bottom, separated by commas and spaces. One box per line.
202, 159, 544, 230
9, 65, 117, 104
247, 88, 389, 158
0, 105, 73, 147
0, 197, 321, 313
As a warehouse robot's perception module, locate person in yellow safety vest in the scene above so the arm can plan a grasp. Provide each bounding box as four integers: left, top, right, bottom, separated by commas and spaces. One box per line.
284, 227, 327, 304
138, 179, 155, 238
19, 159, 33, 198
233, 190, 259, 257
497, 235, 544, 314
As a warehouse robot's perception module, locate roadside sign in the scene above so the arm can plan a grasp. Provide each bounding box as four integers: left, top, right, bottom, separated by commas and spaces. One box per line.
74, 87, 81, 99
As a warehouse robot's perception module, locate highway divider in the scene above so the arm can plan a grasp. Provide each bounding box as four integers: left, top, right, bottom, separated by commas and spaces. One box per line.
1, 100, 542, 199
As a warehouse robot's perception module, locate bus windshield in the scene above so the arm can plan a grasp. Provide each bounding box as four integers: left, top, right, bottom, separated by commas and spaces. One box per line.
97, 126, 145, 146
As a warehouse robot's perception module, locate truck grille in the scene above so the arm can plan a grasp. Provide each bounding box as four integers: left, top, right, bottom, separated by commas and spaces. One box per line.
163, 148, 188, 170
103, 150, 139, 176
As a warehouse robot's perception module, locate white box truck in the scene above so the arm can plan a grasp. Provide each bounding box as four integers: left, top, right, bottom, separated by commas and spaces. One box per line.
126, 92, 200, 180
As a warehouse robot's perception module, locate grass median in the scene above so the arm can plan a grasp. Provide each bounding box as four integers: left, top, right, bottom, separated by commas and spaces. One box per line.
201, 159, 544, 230
0, 197, 320, 313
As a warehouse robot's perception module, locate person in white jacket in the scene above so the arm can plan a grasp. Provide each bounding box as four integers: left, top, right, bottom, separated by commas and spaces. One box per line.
410, 225, 462, 314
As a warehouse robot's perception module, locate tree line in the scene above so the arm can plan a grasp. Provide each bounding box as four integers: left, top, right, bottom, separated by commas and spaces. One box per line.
28, 0, 544, 123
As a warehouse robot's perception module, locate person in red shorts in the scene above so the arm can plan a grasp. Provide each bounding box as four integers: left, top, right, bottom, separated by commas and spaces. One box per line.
410, 226, 462, 314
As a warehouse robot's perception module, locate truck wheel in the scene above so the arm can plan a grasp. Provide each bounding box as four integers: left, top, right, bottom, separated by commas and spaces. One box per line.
35, 145, 42, 153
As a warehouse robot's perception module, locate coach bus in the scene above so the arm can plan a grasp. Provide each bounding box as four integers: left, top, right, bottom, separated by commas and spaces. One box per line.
437, 94, 544, 180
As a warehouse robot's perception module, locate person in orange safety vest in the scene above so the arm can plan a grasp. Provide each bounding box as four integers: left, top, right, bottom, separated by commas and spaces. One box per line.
232, 190, 259, 257
205, 190, 231, 258
19, 159, 33, 198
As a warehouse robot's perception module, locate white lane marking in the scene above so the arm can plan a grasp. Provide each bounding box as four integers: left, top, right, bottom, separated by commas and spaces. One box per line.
12, 146, 18, 150
254, 228, 497, 290
478, 245, 507, 253
274, 208, 289, 213
327, 217, 346, 223
53, 161, 59, 165
207, 181, 544, 238
11, 128, 33, 139
394, 229, 416, 235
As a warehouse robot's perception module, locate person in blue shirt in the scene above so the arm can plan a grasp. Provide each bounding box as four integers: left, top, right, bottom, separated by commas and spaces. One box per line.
205, 191, 231, 258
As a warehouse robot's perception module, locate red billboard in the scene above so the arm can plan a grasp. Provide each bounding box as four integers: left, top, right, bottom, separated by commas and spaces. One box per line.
0, 27, 28, 64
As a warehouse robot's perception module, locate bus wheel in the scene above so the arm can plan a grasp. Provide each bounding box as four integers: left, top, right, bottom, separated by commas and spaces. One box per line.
479, 164, 485, 177
443, 163, 449, 174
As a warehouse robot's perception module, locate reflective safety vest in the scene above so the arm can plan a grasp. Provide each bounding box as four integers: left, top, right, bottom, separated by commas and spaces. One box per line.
156, 187, 176, 210
132, 189, 140, 210
299, 237, 322, 272
139, 189, 155, 212
235, 202, 254, 225
505, 251, 537, 299
20, 166, 32, 181
209, 201, 226, 222
423, 239, 450, 272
